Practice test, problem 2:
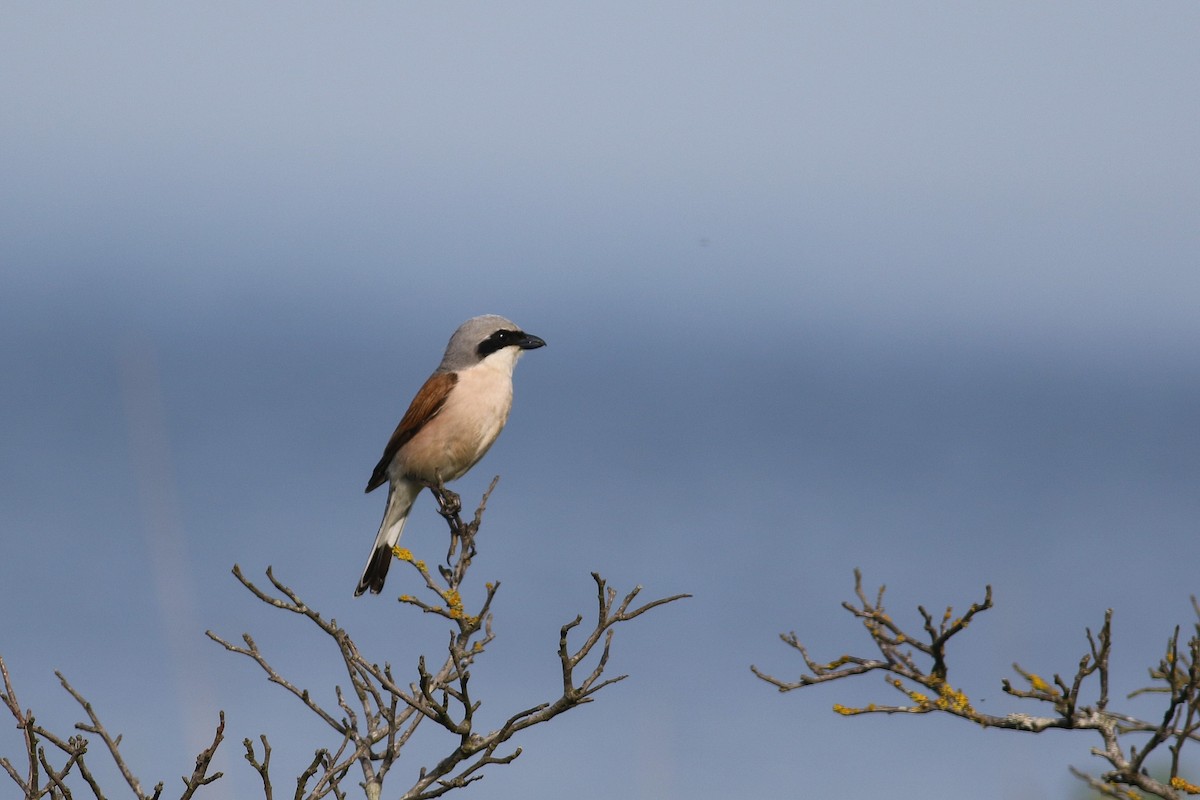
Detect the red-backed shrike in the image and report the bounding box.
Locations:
[356,315,545,595]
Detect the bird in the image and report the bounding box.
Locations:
[355,315,546,595]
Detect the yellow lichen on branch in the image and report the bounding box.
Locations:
[1171,776,1200,795]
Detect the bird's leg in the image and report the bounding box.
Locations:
[437,486,462,518]
[426,478,463,563]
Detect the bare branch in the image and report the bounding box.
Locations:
[5,481,684,800]
[243,735,274,800]
[213,481,688,800]
[0,654,37,796]
[754,571,1200,800]
[206,629,347,735]
[179,711,225,799]
[1,654,227,800]
[57,670,162,799]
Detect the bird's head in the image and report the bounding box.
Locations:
[439,315,546,372]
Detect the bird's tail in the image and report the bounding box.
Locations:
[355,481,419,596]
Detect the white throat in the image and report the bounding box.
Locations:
[479,345,523,378]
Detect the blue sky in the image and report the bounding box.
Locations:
[2,4,1199,799]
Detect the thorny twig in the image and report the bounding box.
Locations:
[752,570,1200,800]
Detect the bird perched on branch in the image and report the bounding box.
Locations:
[356,315,546,596]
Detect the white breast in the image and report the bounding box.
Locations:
[397,349,521,482]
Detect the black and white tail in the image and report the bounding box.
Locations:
[355,481,419,595]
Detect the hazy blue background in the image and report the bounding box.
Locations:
[2,4,1198,798]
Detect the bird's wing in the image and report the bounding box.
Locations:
[365,371,458,492]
